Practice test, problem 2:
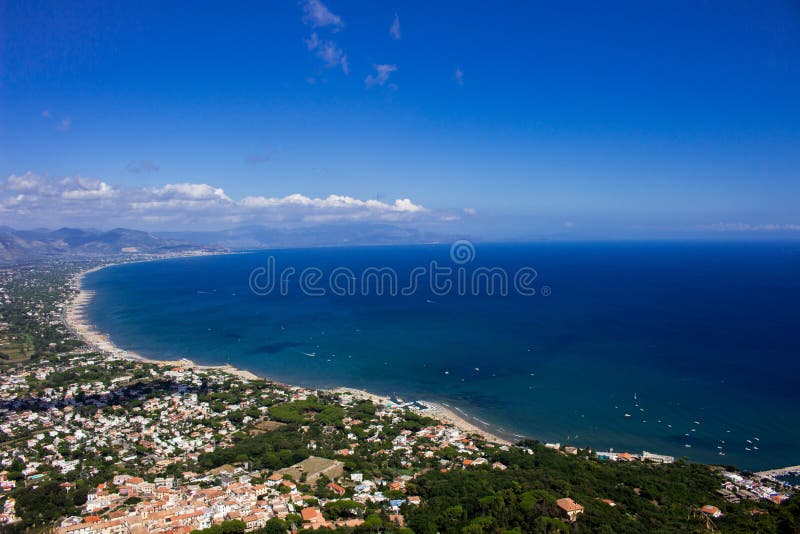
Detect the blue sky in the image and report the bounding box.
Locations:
[1,0,799,238]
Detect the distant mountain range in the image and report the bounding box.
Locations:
[0,224,452,263]
[0,226,204,263]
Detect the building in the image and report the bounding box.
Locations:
[556,498,584,523]
[700,505,723,518]
[327,483,346,496]
[300,507,326,527]
[642,450,675,464]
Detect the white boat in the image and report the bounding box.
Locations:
[624,413,632,417]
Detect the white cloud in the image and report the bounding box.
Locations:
[301,0,343,30]
[453,67,464,85]
[41,110,51,119]
[0,173,438,229]
[7,172,50,193]
[239,193,423,213]
[389,14,401,40]
[365,64,397,88]
[57,117,72,131]
[152,183,232,202]
[305,32,321,50]
[305,32,348,74]
[60,177,117,200]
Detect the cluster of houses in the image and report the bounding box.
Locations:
[593,449,676,464]
[57,460,417,533]
[0,344,517,530]
[717,471,792,505]
[0,353,286,484]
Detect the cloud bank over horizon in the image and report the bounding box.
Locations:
[0,172,454,230]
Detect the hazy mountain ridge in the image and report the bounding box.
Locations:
[0,224,454,263]
[0,227,204,263]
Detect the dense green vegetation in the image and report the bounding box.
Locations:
[404,441,800,533]
[0,263,85,370]
[269,398,345,425]
[8,480,88,530]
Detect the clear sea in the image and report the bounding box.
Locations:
[83,242,800,471]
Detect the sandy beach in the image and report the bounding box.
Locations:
[65,262,514,446]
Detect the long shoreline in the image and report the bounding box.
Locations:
[64,258,513,446]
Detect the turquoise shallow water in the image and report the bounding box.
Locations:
[83,242,800,471]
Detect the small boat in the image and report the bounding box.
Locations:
[745,447,751,451]
[685,444,692,448]
[624,413,632,417]
[719,452,726,456]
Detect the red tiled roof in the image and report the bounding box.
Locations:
[556,498,584,513]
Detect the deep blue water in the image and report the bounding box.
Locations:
[83,242,800,470]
